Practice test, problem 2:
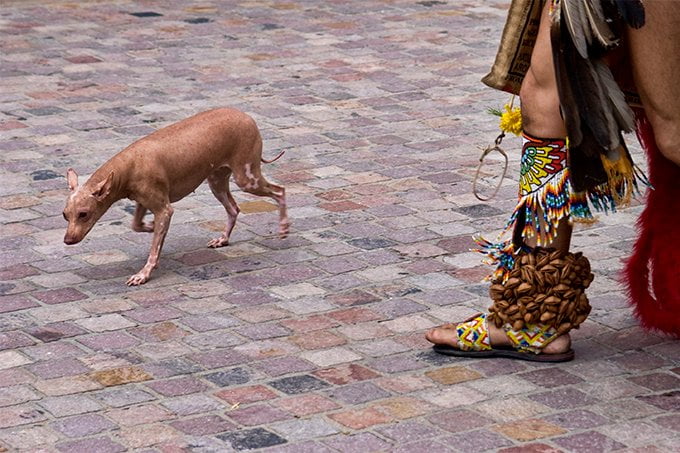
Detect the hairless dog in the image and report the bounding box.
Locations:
[63,108,289,285]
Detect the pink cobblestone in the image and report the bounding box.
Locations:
[0,0,674,450]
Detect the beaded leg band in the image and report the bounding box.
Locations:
[476,131,644,283]
[513,133,593,246]
[476,132,594,283]
[487,247,593,349]
[474,133,599,345]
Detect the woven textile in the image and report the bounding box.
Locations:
[481,0,545,95]
[504,323,558,353]
[456,314,492,351]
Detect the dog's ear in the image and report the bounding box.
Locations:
[66,168,79,192]
[92,171,114,201]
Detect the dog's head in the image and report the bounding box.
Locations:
[63,168,114,245]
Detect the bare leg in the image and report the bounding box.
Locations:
[206,168,240,248]
[270,184,289,238]
[132,203,154,232]
[232,164,289,238]
[127,202,173,286]
[627,0,680,165]
[518,2,567,139]
[519,2,572,254]
[426,1,572,353]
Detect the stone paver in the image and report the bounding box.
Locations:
[0,0,678,451]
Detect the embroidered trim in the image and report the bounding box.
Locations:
[476,134,587,281]
[456,314,492,352]
[504,322,558,354]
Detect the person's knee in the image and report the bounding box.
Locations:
[519,70,564,136]
[519,69,543,102]
[648,114,680,166]
[518,72,536,104]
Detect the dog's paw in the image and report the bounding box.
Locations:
[132,222,154,233]
[207,237,229,248]
[126,272,149,286]
[278,222,290,239]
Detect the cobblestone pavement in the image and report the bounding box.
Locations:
[1,0,678,451]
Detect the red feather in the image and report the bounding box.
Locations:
[623,110,680,337]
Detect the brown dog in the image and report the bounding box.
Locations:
[63,108,289,286]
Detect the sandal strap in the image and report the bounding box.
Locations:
[456,313,492,351]
[504,322,558,354]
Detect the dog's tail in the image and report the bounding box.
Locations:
[261,150,285,164]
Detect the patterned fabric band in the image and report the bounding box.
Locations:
[519,134,567,198]
[454,312,561,354]
[475,132,593,283]
[456,314,492,352]
[504,322,558,354]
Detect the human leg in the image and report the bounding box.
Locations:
[622,2,680,336]
[426,1,578,357]
[517,1,565,140]
[626,0,680,165]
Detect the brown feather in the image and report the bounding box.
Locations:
[594,61,635,133]
[584,1,617,49]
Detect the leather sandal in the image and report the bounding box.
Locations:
[431,313,575,363]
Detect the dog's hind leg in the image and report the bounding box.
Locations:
[207,167,240,248]
[132,203,154,232]
[232,163,289,238]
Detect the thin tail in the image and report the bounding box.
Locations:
[261,150,285,164]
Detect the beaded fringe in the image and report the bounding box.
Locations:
[476,144,643,283]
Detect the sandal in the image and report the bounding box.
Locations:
[431,313,575,363]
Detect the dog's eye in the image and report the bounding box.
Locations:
[78,211,88,219]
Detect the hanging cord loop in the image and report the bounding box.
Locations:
[473,131,509,201]
[473,95,518,201]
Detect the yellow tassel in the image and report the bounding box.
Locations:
[600,151,635,207]
[571,215,599,225]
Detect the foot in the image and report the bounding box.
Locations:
[132,221,154,233]
[126,271,150,286]
[425,319,571,355]
[207,236,229,248]
[279,221,290,239]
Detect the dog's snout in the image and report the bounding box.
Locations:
[64,235,79,245]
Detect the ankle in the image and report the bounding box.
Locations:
[488,321,571,353]
[542,333,571,354]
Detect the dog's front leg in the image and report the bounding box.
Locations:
[131,202,154,232]
[127,204,174,286]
